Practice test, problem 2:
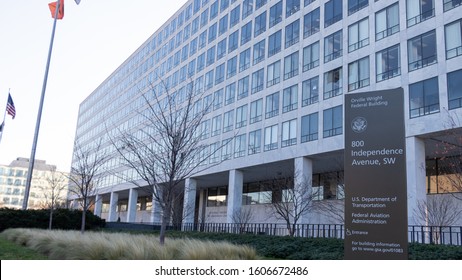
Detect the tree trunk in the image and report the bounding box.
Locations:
[81,203,87,234]
[48,208,53,230]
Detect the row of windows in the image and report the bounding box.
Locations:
[198,104,342,165]
[196,68,461,151]
[152,12,462,108]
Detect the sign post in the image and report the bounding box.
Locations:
[344,88,408,259]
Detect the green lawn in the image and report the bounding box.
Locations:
[0,236,47,260]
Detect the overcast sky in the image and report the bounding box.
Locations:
[0,0,187,171]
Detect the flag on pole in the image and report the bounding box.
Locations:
[48,0,64,20]
[6,94,16,119]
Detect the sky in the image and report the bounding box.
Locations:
[0,0,187,172]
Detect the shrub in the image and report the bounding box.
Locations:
[0,208,105,232]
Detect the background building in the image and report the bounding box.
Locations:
[0,158,68,209]
[72,0,462,226]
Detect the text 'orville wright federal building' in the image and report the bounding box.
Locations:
[70,0,462,228]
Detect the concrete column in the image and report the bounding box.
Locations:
[198,189,206,224]
[183,178,197,224]
[127,188,138,223]
[406,136,427,225]
[150,193,162,224]
[226,169,244,223]
[108,192,119,222]
[93,194,103,217]
[294,157,313,224]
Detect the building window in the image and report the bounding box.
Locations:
[448,69,462,110]
[222,138,233,161]
[406,0,435,27]
[268,30,282,57]
[234,134,247,158]
[252,68,265,94]
[302,76,319,106]
[210,0,219,19]
[348,18,369,53]
[301,113,318,142]
[348,0,368,15]
[444,0,462,11]
[213,89,223,111]
[200,119,210,140]
[237,76,250,100]
[199,30,207,49]
[303,41,319,72]
[239,48,251,72]
[248,129,262,155]
[223,110,234,132]
[325,0,343,28]
[228,30,239,53]
[241,22,252,45]
[376,44,400,82]
[225,83,236,105]
[324,30,343,63]
[283,51,299,80]
[256,0,268,10]
[409,77,440,118]
[270,1,283,27]
[217,38,227,60]
[206,46,216,66]
[282,84,298,113]
[303,7,320,38]
[375,2,399,41]
[445,20,462,60]
[267,60,281,87]
[250,98,263,123]
[242,183,272,205]
[205,70,214,90]
[227,55,237,78]
[255,11,267,37]
[408,30,437,71]
[220,0,230,12]
[323,105,343,138]
[219,14,229,35]
[265,92,279,119]
[215,63,225,85]
[285,19,300,48]
[253,39,266,65]
[282,119,297,147]
[286,0,301,17]
[230,5,241,28]
[264,124,278,151]
[236,105,248,129]
[208,23,217,43]
[243,0,254,19]
[211,115,222,136]
[348,56,370,92]
[204,94,213,113]
[197,53,205,72]
[324,67,342,99]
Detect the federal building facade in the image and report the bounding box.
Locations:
[72,0,462,226]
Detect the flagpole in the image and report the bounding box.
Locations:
[22,1,60,210]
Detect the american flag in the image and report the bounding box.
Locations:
[6,94,16,119]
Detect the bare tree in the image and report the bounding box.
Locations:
[231,207,254,234]
[263,174,318,236]
[39,167,68,230]
[414,195,462,243]
[112,80,219,245]
[68,139,108,233]
[428,112,462,197]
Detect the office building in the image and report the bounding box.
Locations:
[72,0,462,226]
